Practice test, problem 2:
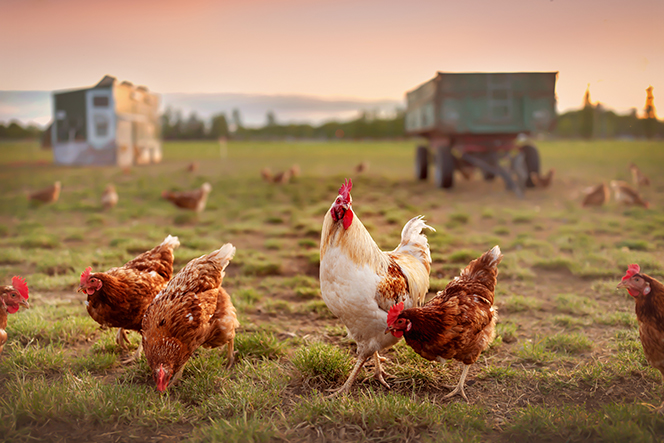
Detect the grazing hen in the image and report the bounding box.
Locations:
[142,244,239,392]
[610,180,650,208]
[617,264,664,412]
[320,179,434,396]
[530,168,555,188]
[386,246,502,401]
[101,184,118,210]
[0,276,30,354]
[162,183,212,212]
[78,235,179,358]
[630,163,650,188]
[29,181,61,204]
[582,183,610,207]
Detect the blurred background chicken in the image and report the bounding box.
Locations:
[354,161,369,174]
[386,246,502,401]
[1,276,30,354]
[530,168,555,188]
[101,184,118,210]
[142,243,239,392]
[162,182,212,212]
[187,161,199,173]
[289,164,300,179]
[630,163,650,188]
[78,235,179,360]
[320,179,434,396]
[581,183,610,207]
[260,167,273,182]
[617,264,664,411]
[28,181,61,204]
[610,180,650,208]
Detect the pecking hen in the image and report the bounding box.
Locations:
[320,178,434,396]
[162,182,212,212]
[617,264,664,412]
[385,245,502,402]
[142,243,239,392]
[610,180,650,208]
[78,235,179,359]
[0,276,30,354]
[29,181,61,204]
[101,184,118,210]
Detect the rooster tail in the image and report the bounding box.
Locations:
[161,235,180,251]
[393,216,435,264]
[207,243,236,275]
[459,245,503,285]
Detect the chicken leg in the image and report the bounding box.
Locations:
[372,352,391,389]
[442,363,471,402]
[225,339,235,369]
[116,328,130,350]
[326,354,371,398]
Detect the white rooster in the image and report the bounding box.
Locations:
[320,178,434,396]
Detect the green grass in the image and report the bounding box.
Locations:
[2,139,664,442]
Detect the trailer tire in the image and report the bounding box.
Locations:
[415,146,429,180]
[434,146,455,189]
[523,144,540,188]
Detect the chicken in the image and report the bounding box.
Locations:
[617,264,664,411]
[385,246,502,402]
[260,167,273,182]
[354,161,369,174]
[320,178,434,396]
[610,180,650,208]
[1,276,30,354]
[289,164,301,178]
[162,182,212,212]
[187,162,199,173]
[582,183,610,207]
[29,181,61,204]
[260,167,293,184]
[78,235,180,358]
[272,169,292,184]
[630,163,650,188]
[142,243,239,392]
[101,184,118,210]
[530,168,555,188]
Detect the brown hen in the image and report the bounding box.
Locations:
[162,183,212,212]
[29,181,61,204]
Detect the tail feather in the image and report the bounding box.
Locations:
[459,245,503,282]
[393,216,435,263]
[207,243,236,274]
[161,234,180,250]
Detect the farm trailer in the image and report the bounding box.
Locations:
[405,72,557,197]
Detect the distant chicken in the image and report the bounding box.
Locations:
[530,168,555,188]
[142,244,239,392]
[617,264,664,411]
[162,183,212,212]
[187,162,199,173]
[29,181,61,204]
[386,246,502,401]
[0,276,30,354]
[582,183,610,207]
[261,167,294,184]
[78,235,179,358]
[610,180,650,208]
[630,163,650,188]
[101,184,118,210]
[354,161,369,174]
[289,164,301,178]
[320,179,434,396]
[260,167,273,182]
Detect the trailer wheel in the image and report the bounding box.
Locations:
[523,145,540,188]
[434,146,455,189]
[415,146,429,180]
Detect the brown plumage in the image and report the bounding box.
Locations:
[187,162,199,173]
[289,164,301,178]
[142,243,239,392]
[386,246,502,402]
[354,161,369,174]
[630,163,650,188]
[611,180,650,208]
[530,168,555,188]
[29,181,61,204]
[260,167,273,182]
[0,276,30,354]
[272,169,292,184]
[78,235,179,356]
[261,167,293,184]
[582,183,610,207]
[617,264,664,411]
[162,183,212,212]
[101,184,118,210]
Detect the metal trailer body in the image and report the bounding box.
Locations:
[406,72,557,196]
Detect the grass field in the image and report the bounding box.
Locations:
[1,139,664,442]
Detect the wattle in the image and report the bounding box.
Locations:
[391,330,403,338]
[86,288,96,295]
[342,210,353,230]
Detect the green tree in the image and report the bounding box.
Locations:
[209,113,229,139]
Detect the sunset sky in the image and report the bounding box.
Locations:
[1,0,662,118]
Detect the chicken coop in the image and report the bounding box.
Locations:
[406,72,557,196]
[50,75,162,167]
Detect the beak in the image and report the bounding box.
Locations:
[20,299,30,309]
[384,326,392,335]
[616,281,627,290]
[77,286,84,294]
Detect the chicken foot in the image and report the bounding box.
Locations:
[326,355,371,398]
[442,363,471,402]
[225,339,235,369]
[121,341,143,364]
[116,328,130,350]
[371,352,392,389]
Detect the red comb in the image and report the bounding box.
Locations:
[339,178,352,201]
[12,276,28,300]
[80,267,92,285]
[622,264,640,281]
[387,302,404,326]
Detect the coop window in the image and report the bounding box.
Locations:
[93,96,109,107]
[95,116,109,137]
